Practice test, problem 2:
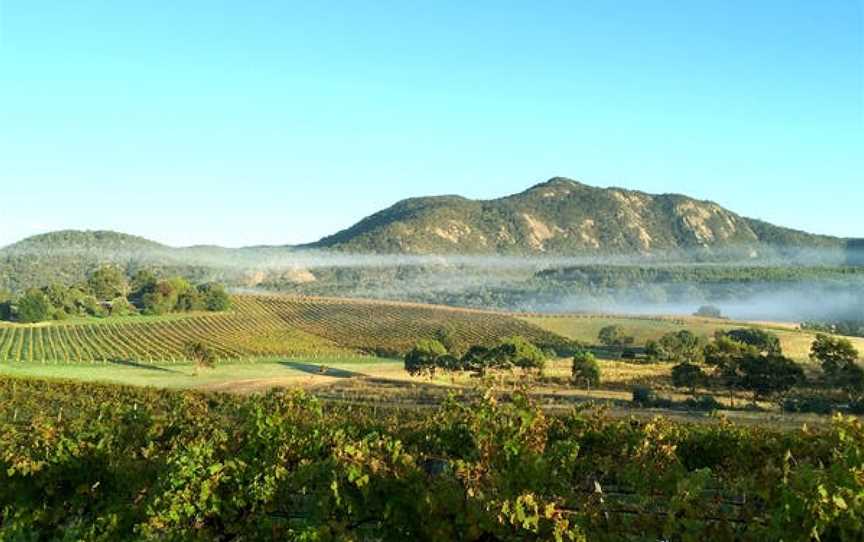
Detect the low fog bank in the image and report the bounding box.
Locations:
[3,243,862,323]
[527,285,863,323]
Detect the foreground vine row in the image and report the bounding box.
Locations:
[1,377,861,540]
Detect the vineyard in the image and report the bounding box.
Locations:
[1,377,861,540]
[0,294,569,363]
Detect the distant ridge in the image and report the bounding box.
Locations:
[311,177,845,255]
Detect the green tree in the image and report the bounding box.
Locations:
[184,340,216,370]
[87,265,129,302]
[724,328,782,355]
[810,334,859,381]
[571,350,600,390]
[109,297,136,317]
[671,362,705,395]
[460,345,491,375]
[658,330,704,363]
[738,354,805,402]
[15,289,51,323]
[198,283,231,312]
[0,290,13,321]
[597,325,634,351]
[404,339,448,377]
[487,336,546,373]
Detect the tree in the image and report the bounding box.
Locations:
[810,334,859,380]
[724,329,782,355]
[185,340,216,369]
[810,334,864,400]
[0,290,13,321]
[109,297,136,317]
[658,330,704,363]
[597,325,634,350]
[694,305,723,318]
[487,336,546,373]
[404,339,448,377]
[461,345,491,375]
[198,283,231,312]
[15,289,51,323]
[738,354,804,402]
[671,363,705,395]
[87,265,129,302]
[571,351,600,391]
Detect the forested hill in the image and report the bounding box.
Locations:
[312,177,846,256]
[0,231,171,293]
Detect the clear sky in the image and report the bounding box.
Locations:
[1,1,862,247]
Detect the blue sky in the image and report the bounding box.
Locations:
[1,0,862,247]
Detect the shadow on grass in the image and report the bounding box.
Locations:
[108,358,178,373]
[278,361,360,378]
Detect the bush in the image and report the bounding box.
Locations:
[782,395,836,415]
[683,395,722,411]
[632,386,657,406]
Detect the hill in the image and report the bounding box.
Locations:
[312,177,846,256]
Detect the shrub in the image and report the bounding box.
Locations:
[782,394,835,415]
[683,395,722,411]
[632,386,657,406]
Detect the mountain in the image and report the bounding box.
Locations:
[1,179,859,294]
[312,178,845,256]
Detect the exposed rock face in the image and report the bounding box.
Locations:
[312,177,843,255]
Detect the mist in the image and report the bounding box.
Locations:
[2,242,862,323]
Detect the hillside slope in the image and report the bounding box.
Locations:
[313,178,845,255]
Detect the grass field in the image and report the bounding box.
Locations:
[523,313,864,362]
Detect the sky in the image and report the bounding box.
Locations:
[1,1,862,248]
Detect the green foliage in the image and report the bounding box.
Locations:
[184,340,216,369]
[671,362,705,393]
[2,378,863,540]
[597,325,634,348]
[0,290,12,320]
[87,265,129,301]
[198,282,231,311]
[811,334,860,382]
[724,328,782,355]
[571,350,600,388]
[404,339,448,377]
[656,330,705,363]
[487,336,547,372]
[631,385,659,406]
[15,289,51,323]
[738,354,805,401]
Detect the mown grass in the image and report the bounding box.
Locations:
[0,356,401,390]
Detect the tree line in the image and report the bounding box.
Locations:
[0,265,230,324]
